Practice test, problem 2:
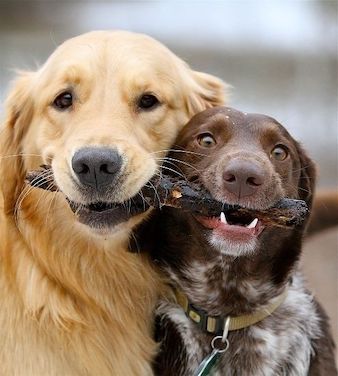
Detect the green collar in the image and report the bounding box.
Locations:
[175,288,288,335]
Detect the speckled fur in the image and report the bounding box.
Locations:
[133,107,337,376]
[158,272,323,376]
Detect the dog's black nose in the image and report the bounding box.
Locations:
[223,160,265,198]
[72,147,122,189]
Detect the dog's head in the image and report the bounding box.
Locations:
[0,31,226,236]
[169,106,316,257]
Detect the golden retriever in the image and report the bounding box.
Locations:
[0,30,226,375]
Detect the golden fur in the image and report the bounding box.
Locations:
[0,31,226,375]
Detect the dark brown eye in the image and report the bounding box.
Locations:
[138,94,159,110]
[271,145,288,161]
[197,133,216,148]
[53,92,73,110]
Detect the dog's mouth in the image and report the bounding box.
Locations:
[196,210,265,241]
[67,195,150,229]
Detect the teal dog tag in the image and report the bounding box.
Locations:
[194,349,221,376]
[194,333,230,376]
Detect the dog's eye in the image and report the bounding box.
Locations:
[271,145,288,161]
[53,92,73,110]
[197,133,216,148]
[138,94,159,110]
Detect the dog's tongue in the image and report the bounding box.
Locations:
[196,212,264,240]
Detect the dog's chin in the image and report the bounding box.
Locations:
[209,234,258,257]
[195,212,265,257]
[66,194,150,233]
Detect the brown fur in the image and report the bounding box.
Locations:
[0,31,227,375]
[133,107,337,375]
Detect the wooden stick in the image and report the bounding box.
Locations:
[25,166,309,227]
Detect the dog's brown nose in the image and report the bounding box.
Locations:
[223,160,265,198]
[72,147,122,189]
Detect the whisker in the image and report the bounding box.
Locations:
[127,198,132,213]
[121,200,127,213]
[151,149,207,157]
[291,165,313,173]
[0,153,44,161]
[145,181,161,208]
[137,190,148,212]
[45,191,58,226]
[14,183,42,229]
[74,203,84,216]
[297,186,311,194]
[282,181,311,195]
[155,160,186,178]
[160,165,187,180]
[155,157,201,173]
[28,170,54,184]
[27,172,55,191]
[32,190,51,219]
[129,230,141,254]
[155,166,163,182]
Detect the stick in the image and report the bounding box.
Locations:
[25,166,308,227]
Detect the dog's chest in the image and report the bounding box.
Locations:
[157,279,320,376]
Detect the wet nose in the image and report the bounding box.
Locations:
[72,147,122,189]
[223,159,265,198]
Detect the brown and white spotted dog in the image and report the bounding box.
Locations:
[133,107,337,376]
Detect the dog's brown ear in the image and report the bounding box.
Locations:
[0,71,35,213]
[184,68,230,117]
[295,142,317,207]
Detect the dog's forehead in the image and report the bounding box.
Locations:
[42,30,178,77]
[211,109,282,133]
[244,114,294,144]
[182,107,285,139]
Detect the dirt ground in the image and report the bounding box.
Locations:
[301,227,338,360]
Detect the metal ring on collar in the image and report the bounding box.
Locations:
[211,337,229,353]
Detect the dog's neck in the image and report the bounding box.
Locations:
[166,254,291,317]
[3,189,159,327]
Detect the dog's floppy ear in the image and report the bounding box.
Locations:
[0,71,35,213]
[185,70,229,116]
[295,142,317,208]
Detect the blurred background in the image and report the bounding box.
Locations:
[0,0,337,352]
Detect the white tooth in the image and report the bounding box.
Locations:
[220,212,227,224]
[247,218,258,229]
